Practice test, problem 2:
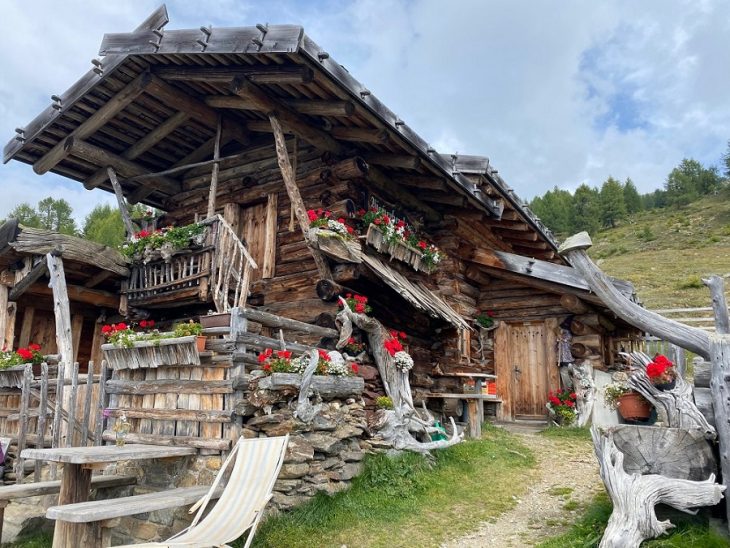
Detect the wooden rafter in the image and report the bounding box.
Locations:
[33,72,155,175]
[205,96,355,117]
[107,168,135,237]
[9,261,48,301]
[155,65,314,85]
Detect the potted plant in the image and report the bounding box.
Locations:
[0,343,45,376]
[604,373,652,421]
[547,389,578,426]
[646,354,677,391]
[174,321,205,352]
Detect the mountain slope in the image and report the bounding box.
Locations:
[582,188,730,309]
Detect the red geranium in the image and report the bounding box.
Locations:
[17,348,33,361]
[339,293,373,315]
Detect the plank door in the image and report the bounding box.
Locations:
[494,320,559,420]
[238,194,278,282]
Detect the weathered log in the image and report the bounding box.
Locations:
[592,427,724,548]
[572,362,595,427]
[107,168,135,238]
[703,275,730,335]
[330,157,369,179]
[608,425,716,480]
[570,319,598,336]
[205,115,223,219]
[233,307,338,338]
[558,233,710,358]
[570,343,590,359]
[258,370,364,399]
[560,293,591,314]
[47,253,74,371]
[316,279,345,302]
[332,264,363,283]
[314,313,337,330]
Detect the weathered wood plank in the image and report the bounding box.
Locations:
[107,168,135,237]
[21,443,196,464]
[256,373,364,399]
[104,407,231,423]
[0,475,136,501]
[104,379,232,395]
[100,431,230,451]
[8,261,48,301]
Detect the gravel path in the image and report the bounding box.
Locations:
[444,429,604,547]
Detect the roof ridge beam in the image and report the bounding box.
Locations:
[155,65,313,85]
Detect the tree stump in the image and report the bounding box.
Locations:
[592,426,725,548]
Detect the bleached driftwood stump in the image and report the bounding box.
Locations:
[592,426,725,548]
[336,298,463,454]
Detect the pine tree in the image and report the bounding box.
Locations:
[623,178,642,214]
[572,184,600,234]
[529,186,574,235]
[83,204,125,247]
[722,140,730,180]
[599,177,626,228]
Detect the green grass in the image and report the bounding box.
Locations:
[538,493,730,548]
[246,425,536,548]
[540,426,592,441]
[4,532,53,548]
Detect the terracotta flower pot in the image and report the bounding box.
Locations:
[617,391,652,421]
[196,335,207,352]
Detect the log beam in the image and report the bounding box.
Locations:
[559,232,710,358]
[33,72,154,175]
[205,95,355,117]
[233,78,343,154]
[26,282,119,309]
[367,167,441,223]
[84,111,189,189]
[46,253,74,369]
[63,139,180,194]
[107,168,135,238]
[9,261,48,301]
[155,65,314,85]
[364,153,421,170]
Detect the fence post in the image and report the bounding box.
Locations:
[15,365,32,483]
[34,362,49,481]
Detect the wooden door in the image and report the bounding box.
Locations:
[494,319,559,420]
[238,194,278,282]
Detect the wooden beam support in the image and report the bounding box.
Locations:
[330,127,389,144]
[107,168,135,237]
[492,228,539,242]
[155,65,314,85]
[396,175,448,191]
[418,191,468,208]
[33,72,154,175]
[27,282,119,309]
[64,139,180,194]
[84,270,113,289]
[9,261,48,301]
[84,111,189,189]
[363,153,421,170]
[232,77,343,154]
[46,253,74,369]
[205,95,355,117]
[206,115,223,219]
[269,114,332,280]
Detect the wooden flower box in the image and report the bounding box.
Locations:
[365,224,435,273]
[257,372,365,399]
[199,313,231,329]
[101,335,201,370]
[312,228,362,263]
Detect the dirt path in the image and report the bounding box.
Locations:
[444,429,603,547]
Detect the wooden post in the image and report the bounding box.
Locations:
[15,365,32,483]
[107,168,135,238]
[35,362,49,481]
[704,275,730,335]
[206,114,223,219]
[269,114,332,280]
[47,253,74,370]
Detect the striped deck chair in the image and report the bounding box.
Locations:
[124,435,289,548]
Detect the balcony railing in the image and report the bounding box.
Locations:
[124,216,257,311]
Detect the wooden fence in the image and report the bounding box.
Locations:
[0,361,106,484]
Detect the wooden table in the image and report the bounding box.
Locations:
[425,393,502,438]
[21,444,196,548]
[437,372,498,424]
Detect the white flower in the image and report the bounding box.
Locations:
[394,351,414,371]
[325,351,349,376]
[289,356,306,374]
[326,219,349,236]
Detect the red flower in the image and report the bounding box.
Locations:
[139,320,148,328]
[307,209,318,221]
[257,353,268,364]
[351,363,360,375]
[653,355,673,367]
[101,325,112,334]
[646,362,667,379]
[382,215,390,224]
[396,220,406,228]
[418,241,427,249]
[487,310,495,317]
[346,293,353,298]
[569,392,577,400]
[136,230,151,239]
[338,218,346,224]
[263,364,271,372]
[399,332,407,339]
[115,323,127,331]
[147,320,155,328]
[549,396,561,406]
[317,208,323,215]
[374,218,382,225]
[355,303,365,313]
[318,349,330,361]
[277,350,292,359]
[357,209,366,216]
[17,348,33,360]
[347,226,354,234]
[324,210,332,218]
[348,337,356,344]
[29,343,41,352]
[565,400,575,408]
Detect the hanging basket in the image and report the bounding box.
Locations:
[617,391,653,421]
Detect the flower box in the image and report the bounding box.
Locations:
[313,228,362,263]
[199,313,231,329]
[101,335,201,370]
[257,372,365,399]
[365,224,435,273]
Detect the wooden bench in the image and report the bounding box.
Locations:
[0,474,136,541]
[46,485,223,547]
[425,393,502,438]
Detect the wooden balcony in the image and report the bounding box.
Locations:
[123,216,257,311]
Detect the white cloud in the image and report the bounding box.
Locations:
[1,0,729,223]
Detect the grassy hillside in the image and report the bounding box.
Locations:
[581,188,730,309]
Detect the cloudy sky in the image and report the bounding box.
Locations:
[1,0,728,225]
